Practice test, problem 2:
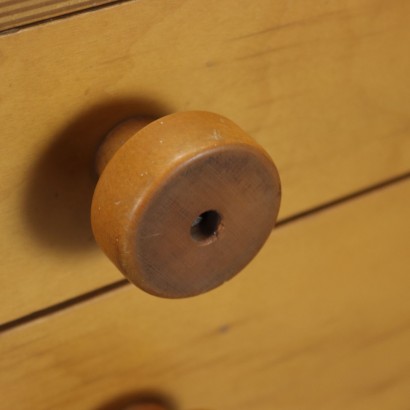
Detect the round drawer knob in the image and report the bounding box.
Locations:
[91,111,281,298]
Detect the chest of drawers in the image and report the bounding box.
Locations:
[0,1,409,409]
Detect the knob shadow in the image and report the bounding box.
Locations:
[22,97,170,254]
[93,390,177,410]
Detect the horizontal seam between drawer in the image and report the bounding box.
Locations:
[0,280,128,333]
[0,170,409,334]
[277,171,410,227]
[0,0,133,35]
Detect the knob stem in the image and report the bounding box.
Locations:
[95,118,152,175]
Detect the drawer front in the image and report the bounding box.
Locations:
[1,0,410,323]
[1,180,409,410]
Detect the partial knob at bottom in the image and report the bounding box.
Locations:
[91,111,281,298]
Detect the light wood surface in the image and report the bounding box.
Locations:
[0,0,118,32]
[1,180,409,410]
[1,0,410,323]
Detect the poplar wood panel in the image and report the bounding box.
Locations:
[1,0,410,324]
[0,0,119,32]
[1,180,409,410]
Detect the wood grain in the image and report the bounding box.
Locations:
[0,0,119,32]
[1,0,410,323]
[1,179,409,410]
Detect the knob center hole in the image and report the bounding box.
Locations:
[190,210,221,244]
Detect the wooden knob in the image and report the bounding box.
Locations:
[91,111,281,298]
[122,405,168,410]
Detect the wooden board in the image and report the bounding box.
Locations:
[1,179,409,410]
[1,0,410,324]
[0,0,119,32]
